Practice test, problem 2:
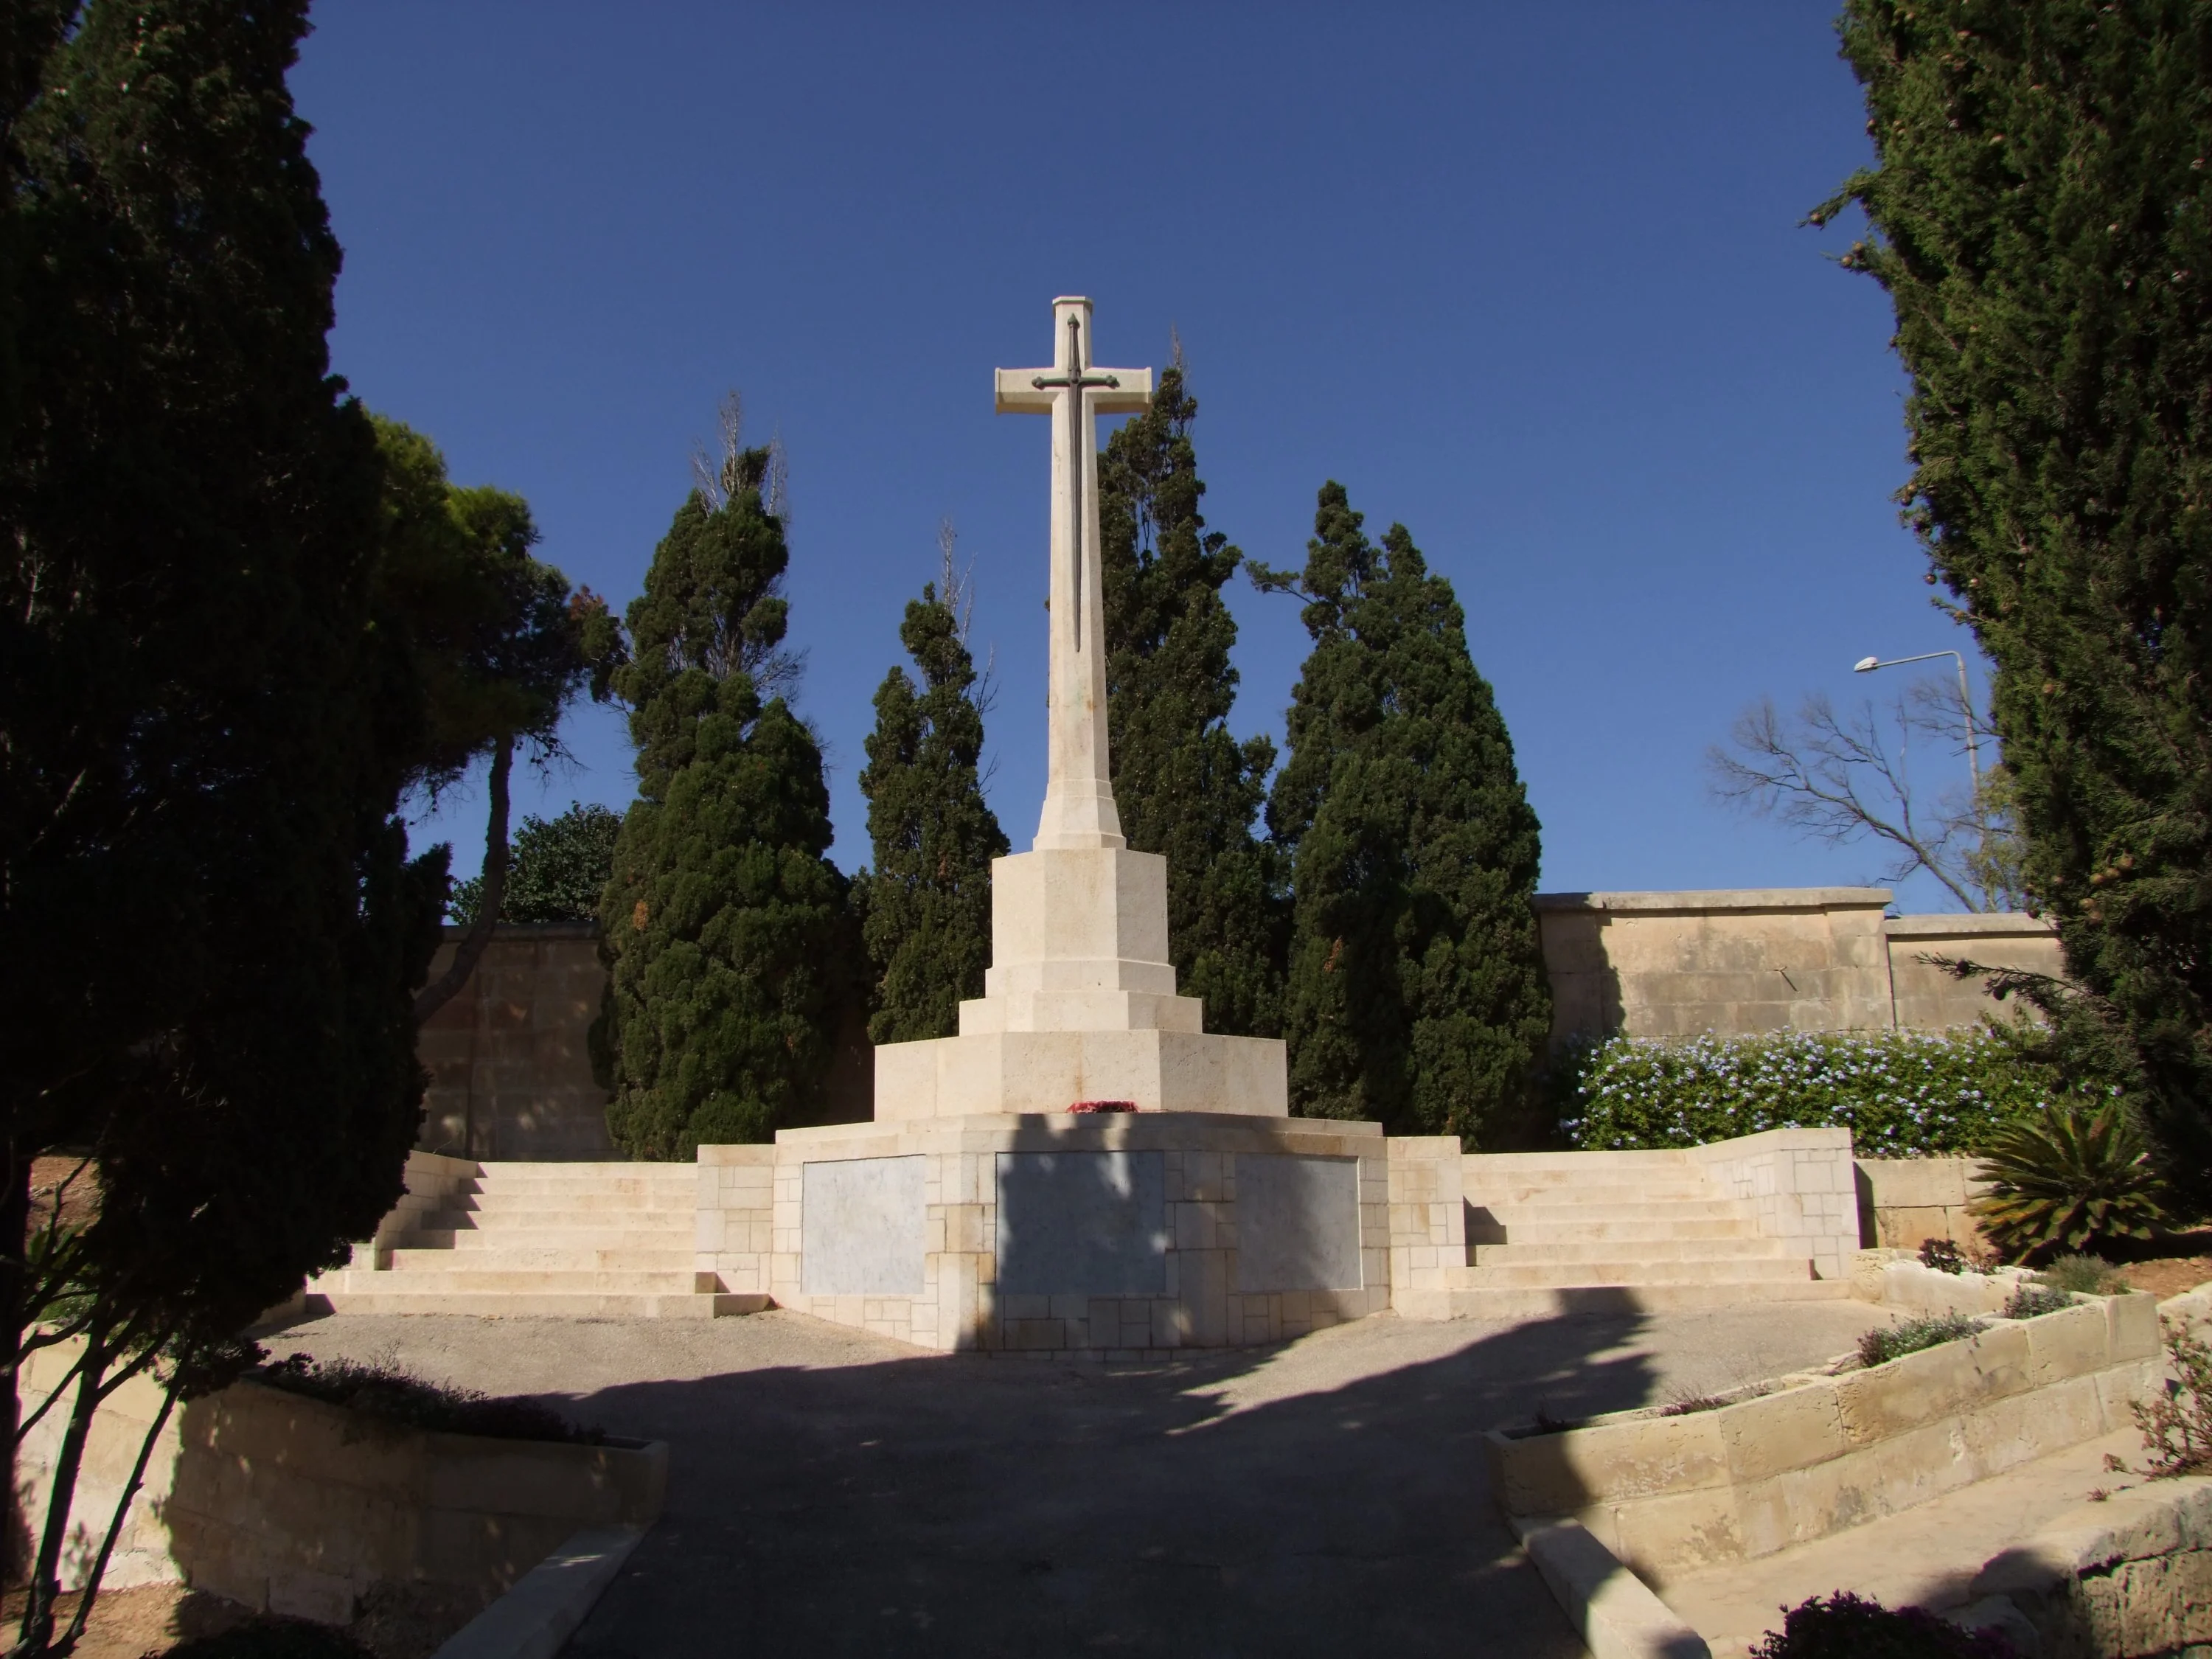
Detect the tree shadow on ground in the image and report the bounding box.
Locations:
[557,1310,1664,1659]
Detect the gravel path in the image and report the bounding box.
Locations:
[276,1298,1897,1658]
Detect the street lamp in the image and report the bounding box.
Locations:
[1852,650,1980,790]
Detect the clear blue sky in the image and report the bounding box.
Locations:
[292,1,1985,914]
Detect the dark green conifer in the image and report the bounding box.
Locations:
[1262,483,1550,1144]
[1099,361,1285,1036]
[0,5,444,1641]
[858,569,1007,1042]
[595,444,855,1156]
[1825,0,2212,1201]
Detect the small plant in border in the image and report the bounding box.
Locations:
[2125,1316,2212,1478]
[2036,1252,2128,1297]
[1748,1590,2017,1657]
[254,1354,603,1445]
[2000,1282,2073,1320]
[1859,1313,1984,1369]
[1969,1099,2167,1263]
[1919,1237,1969,1276]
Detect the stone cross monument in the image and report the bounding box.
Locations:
[991,296,1150,850]
[871,297,1288,1119]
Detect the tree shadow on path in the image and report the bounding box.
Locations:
[561,1310,1663,1659]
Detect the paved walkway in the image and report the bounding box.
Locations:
[279,1300,1896,1658]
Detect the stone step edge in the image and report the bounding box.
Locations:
[307,1289,768,1319]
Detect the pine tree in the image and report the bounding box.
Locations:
[857,565,1007,1042]
[1825,0,2212,1202]
[1099,361,1285,1036]
[451,802,622,925]
[596,443,856,1157]
[1263,483,1551,1144]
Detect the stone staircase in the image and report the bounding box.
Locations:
[310,1159,750,1318]
[1443,1149,1849,1318]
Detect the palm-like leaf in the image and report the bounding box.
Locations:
[1970,1099,2167,1262]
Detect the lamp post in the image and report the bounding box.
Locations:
[1852,650,1980,790]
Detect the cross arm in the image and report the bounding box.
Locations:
[992,365,1155,415]
[1089,368,1152,414]
[995,368,1056,414]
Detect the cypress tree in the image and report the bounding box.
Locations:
[1099,361,1286,1036]
[596,445,856,1156]
[1825,0,2212,1200]
[858,576,1007,1043]
[1263,484,1551,1144]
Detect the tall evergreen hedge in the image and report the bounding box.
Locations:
[1265,484,1551,1143]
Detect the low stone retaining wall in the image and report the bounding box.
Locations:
[1850,1251,2034,1314]
[1968,1475,2212,1658]
[1484,1292,2163,1587]
[16,1342,665,1623]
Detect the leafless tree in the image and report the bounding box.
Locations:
[1708,678,2023,912]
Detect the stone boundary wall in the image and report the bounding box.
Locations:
[411,896,2060,1159]
[417,923,613,1163]
[15,1340,667,1621]
[1536,888,2060,1046]
[1484,1290,2162,1588]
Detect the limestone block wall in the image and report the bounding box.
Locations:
[14,1340,666,1619]
[417,923,613,1161]
[1535,888,2059,1046]
[1885,911,2065,1031]
[1855,1155,1992,1251]
[1385,1136,1467,1297]
[1686,1127,1860,1281]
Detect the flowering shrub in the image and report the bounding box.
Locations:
[1555,1027,2048,1157]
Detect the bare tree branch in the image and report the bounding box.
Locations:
[1707,686,1997,910]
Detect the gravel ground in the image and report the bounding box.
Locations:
[274,1298,1899,1659]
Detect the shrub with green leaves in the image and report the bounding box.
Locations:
[1971,1100,2168,1263]
[2037,1253,2128,1298]
[1749,1590,2016,1658]
[2001,1283,2074,1320]
[253,1354,601,1445]
[1557,1028,2047,1156]
[1859,1312,1985,1368]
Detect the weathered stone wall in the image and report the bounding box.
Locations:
[1535,888,2060,1046]
[417,922,613,1161]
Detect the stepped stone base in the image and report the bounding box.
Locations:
[872,1029,1288,1121]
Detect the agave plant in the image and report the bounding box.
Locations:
[1969,1098,2168,1263]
